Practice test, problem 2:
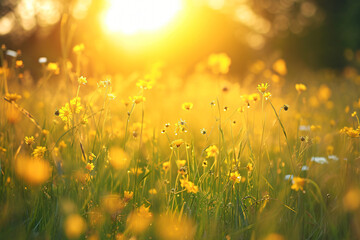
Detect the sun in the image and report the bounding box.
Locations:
[102,0,183,35]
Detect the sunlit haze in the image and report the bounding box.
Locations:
[103,0,183,35]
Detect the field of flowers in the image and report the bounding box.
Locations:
[1,35,360,239]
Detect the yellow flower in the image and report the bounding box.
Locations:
[340,127,360,138]
[171,139,185,148]
[124,191,134,201]
[64,214,87,239]
[32,146,47,158]
[246,162,253,172]
[264,92,272,100]
[16,60,23,68]
[180,177,199,193]
[24,136,35,145]
[343,188,360,211]
[182,102,193,111]
[4,93,22,102]
[206,145,219,158]
[129,95,146,104]
[351,111,357,117]
[59,140,67,149]
[136,75,155,90]
[70,97,83,114]
[149,188,157,195]
[162,161,170,171]
[295,83,307,94]
[176,160,186,168]
[291,177,306,191]
[47,62,59,74]
[229,171,241,183]
[59,103,72,122]
[89,152,96,161]
[207,53,231,74]
[202,160,208,168]
[257,83,269,93]
[86,163,94,171]
[130,167,143,175]
[78,76,87,85]
[42,129,49,136]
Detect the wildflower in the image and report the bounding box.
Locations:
[136,75,155,90]
[70,97,83,113]
[291,177,306,191]
[124,191,134,201]
[171,139,185,148]
[59,140,67,149]
[249,93,260,102]
[127,205,153,233]
[200,128,207,135]
[351,111,357,117]
[174,122,187,135]
[89,152,96,161]
[64,214,87,239]
[295,83,307,94]
[97,78,111,88]
[59,103,72,122]
[107,93,116,100]
[5,93,22,103]
[32,146,46,158]
[130,167,143,175]
[129,95,146,104]
[176,160,186,168]
[163,162,170,171]
[257,83,269,93]
[149,189,157,195]
[86,163,94,171]
[47,62,59,74]
[246,162,253,171]
[78,76,87,85]
[311,156,328,164]
[229,171,241,183]
[182,102,193,111]
[42,129,49,136]
[205,145,219,158]
[207,53,231,74]
[178,166,187,175]
[180,177,198,193]
[202,160,208,168]
[73,43,85,53]
[340,127,360,138]
[264,92,272,100]
[24,136,35,145]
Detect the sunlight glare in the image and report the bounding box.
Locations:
[103,0,183,35]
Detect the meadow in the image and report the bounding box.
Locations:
[1,36,360,240]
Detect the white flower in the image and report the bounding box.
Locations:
[311,157,328,164]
